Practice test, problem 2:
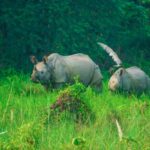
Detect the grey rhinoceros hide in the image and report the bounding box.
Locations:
[31,53,103,90]
[108,66,150,94]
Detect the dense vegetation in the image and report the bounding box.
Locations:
[0,73,150,149]
[0,0,150,72]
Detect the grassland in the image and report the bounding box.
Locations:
[0,71,150,150]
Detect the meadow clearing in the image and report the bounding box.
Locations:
[0,71,150,150]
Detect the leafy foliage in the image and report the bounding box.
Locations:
[50,82,95,123]
[0,0,149,73]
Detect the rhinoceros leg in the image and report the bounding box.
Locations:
[89,68,103,90]
[53,82,65,89]
[92,81,103,92]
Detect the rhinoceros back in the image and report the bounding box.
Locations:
[64,53,102,86]
[126,66,149,92]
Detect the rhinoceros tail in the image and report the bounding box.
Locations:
[97,42,122,67]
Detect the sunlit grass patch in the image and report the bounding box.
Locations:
[0,72,150,149]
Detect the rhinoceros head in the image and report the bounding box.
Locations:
[108,68,127,91]
[30,56,52,85]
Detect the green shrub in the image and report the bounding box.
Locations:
[49,82,95,123]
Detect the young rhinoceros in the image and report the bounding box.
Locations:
[108,66,150,93]
[30,53,103,90]
[98,42,150,94]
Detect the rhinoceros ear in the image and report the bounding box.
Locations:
[119,68,125,76]
[30,56,38,64]
[43,56,48,64]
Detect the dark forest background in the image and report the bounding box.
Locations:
[0,0,150,73]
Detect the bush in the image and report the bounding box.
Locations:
[49,82,95,123]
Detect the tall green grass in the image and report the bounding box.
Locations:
[0,72,150,150]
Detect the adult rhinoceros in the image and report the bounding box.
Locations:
[30,53,103,90]
[98,42,150,94]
